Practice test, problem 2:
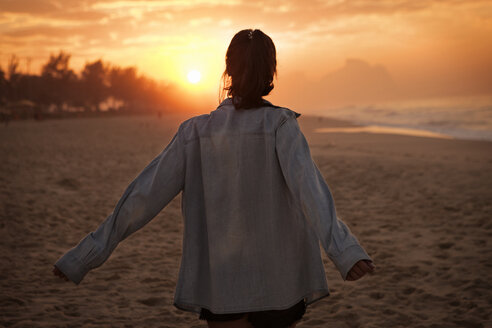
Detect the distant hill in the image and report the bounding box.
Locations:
[272,58,399,110]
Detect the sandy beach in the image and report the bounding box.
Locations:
[0,113,491,328]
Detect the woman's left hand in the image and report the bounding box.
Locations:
[53,265,70,282]
[346,260,375,281]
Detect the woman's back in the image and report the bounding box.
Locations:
[176,97,330,314]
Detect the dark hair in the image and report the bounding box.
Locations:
[220,29,277,109]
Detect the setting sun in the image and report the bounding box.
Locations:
[187,70,201,84]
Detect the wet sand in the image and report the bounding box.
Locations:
[1,114,491,327]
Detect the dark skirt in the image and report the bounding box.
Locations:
[199,299,306,328]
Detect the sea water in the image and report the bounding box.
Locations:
[318,95,492,141]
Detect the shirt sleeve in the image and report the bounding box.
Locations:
[54,126,186,285]
[275,114,372,280]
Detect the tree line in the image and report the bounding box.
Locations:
[0,51,178,120]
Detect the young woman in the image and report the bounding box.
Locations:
[53,29,375,328]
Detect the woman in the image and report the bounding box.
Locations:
[53,29,375,328]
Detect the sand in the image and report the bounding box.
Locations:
[0,114,491,328]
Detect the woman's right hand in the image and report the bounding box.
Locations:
[53,265,70,282]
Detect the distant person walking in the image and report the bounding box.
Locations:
[54,29,375,328]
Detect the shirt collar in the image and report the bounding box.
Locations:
[218,97,274,109]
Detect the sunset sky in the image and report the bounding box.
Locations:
[1,0,491,112]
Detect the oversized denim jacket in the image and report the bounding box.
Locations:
[55,98,372,314]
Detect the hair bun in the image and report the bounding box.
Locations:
[221,29,277,109]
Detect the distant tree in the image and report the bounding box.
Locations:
[7,54,20,80]
[0,67,7,106]
[41,51,75,80]
[109,66,139,109]
[81,59,108,111]
[17,74,44,105]
[2,52,176,118]
[6,55,21,103]
[109,65,174,113]
[138,76,162,110]
[41,51,77,111]
[138,75,174,112]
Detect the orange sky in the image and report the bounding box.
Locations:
[1,0,491,112]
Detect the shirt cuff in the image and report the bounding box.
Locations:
[330,244,373,281]
[54,251,90,285]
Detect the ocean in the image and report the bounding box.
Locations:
[317,95,492,141]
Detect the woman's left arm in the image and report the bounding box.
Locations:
[54,127,185,285]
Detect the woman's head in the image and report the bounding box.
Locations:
[221,29,277,109]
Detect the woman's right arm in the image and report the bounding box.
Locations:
[54,127,186,285]
[275,114,374,281]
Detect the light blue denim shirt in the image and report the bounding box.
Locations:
[55,98,372,314]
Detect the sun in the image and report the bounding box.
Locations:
[187,70,201,84]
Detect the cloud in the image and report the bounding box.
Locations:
[0,0,490,102]
[0,0,59,14]
[90,0,241,10]
[189,17,213,27]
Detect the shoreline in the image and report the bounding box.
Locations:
[299,114,492,144]
[314,125,453,140]
[3,111,491,144]
[309,114,492,143]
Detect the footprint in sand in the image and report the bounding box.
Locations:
[138,297,166,306]
[376,251,394,260]
[433,252,449,259]
[369,292,385,300]
[402,287,416,295]
[56,178,81,190]
[473,239,486,246]
[438,242,454,249]
[104,273,121,281]
[141,277,161,284]
[61,303,81,317]
[304,319,327,326]
[443,206,460,212]
[453,320,484,328]
[0,296,26,306]
[449,300,460,307]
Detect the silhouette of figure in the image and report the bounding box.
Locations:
[54,29,375,328]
